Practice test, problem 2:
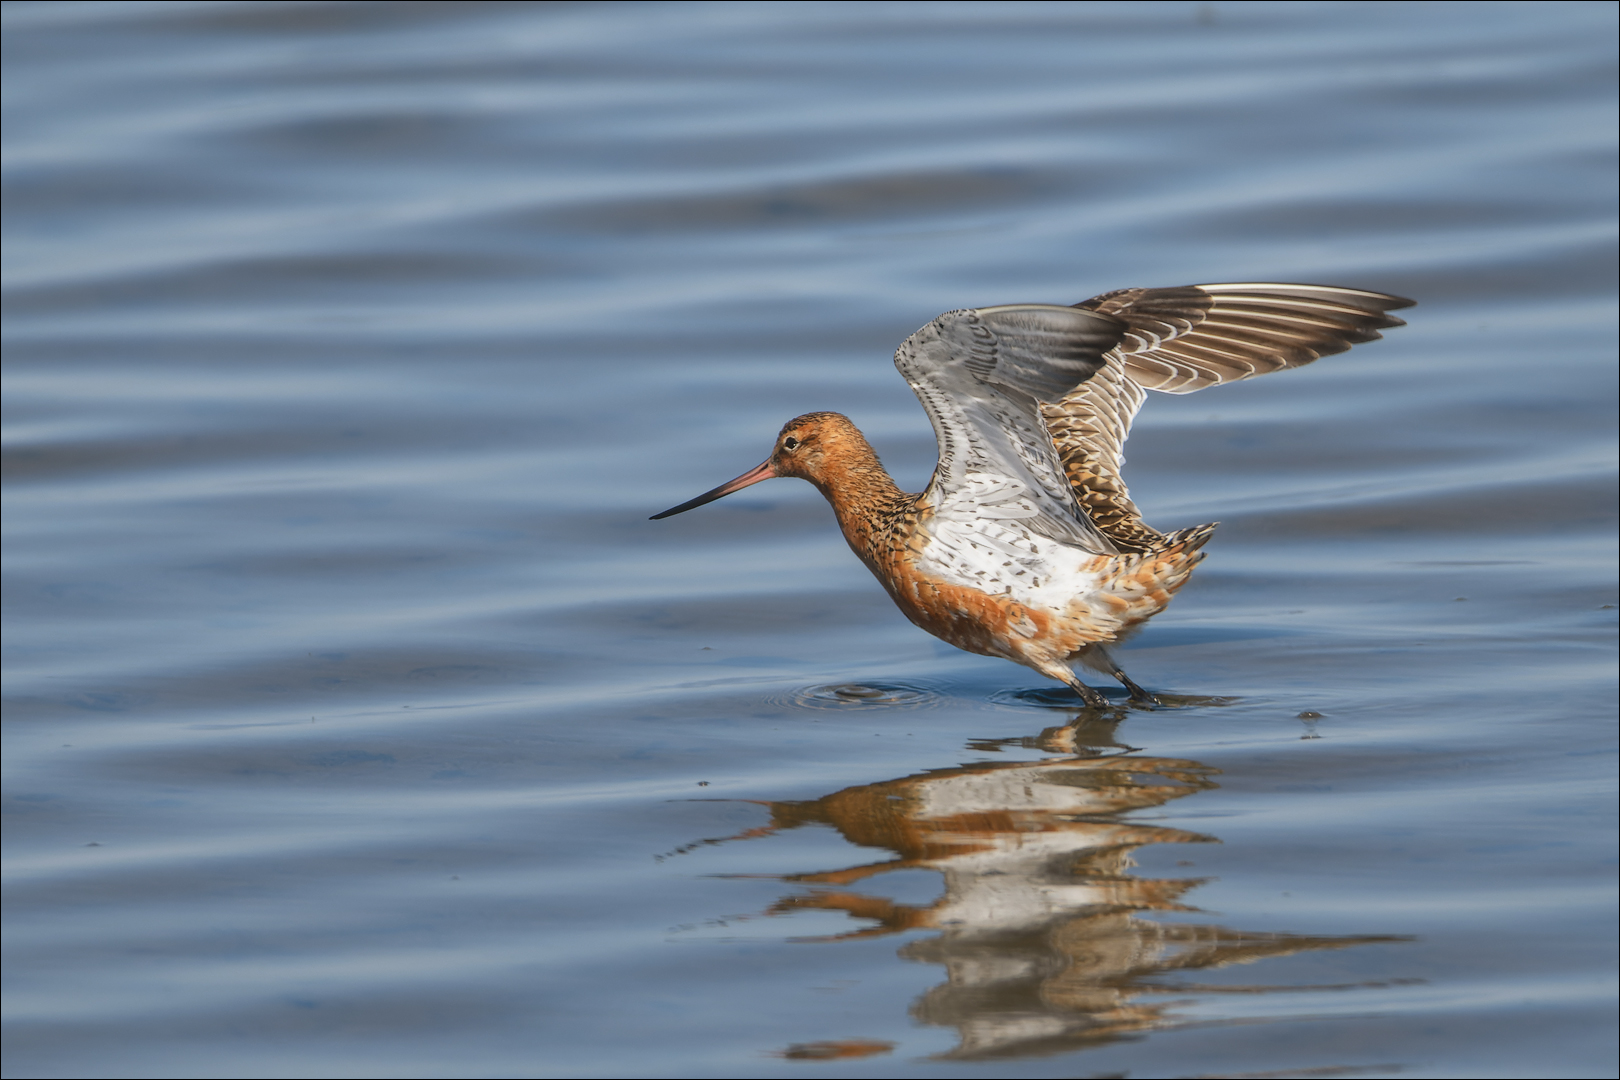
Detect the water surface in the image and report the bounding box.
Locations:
[4,2,1616,1078]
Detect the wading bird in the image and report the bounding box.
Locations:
[653,283,1411,706]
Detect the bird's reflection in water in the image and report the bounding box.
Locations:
[698,714,1408,1061]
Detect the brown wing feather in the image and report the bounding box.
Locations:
[1076,283,1413,393]
[1039,360,1162,552]
[1044,283,1412,549]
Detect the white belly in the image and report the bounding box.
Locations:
[913,516,1107,617]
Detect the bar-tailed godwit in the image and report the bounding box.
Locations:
[653,283,1411,706]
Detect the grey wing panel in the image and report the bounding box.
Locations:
[895,305,1125,554]
[1076,283,1413,394]
[961,304,1127,401]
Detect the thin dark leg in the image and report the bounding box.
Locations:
[1075,644,1159,707]
[1111,666,1159,706]
[1062,674,1110,709]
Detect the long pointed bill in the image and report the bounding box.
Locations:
[650,460,777,519]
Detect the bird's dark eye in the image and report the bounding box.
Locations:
[782,436,799,451]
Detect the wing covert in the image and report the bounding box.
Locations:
[1040,358,1160,551]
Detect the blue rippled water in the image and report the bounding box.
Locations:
[4,3,1616,1078]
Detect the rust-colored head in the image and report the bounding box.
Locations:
[765,411,870,485]
[650,412,870,519]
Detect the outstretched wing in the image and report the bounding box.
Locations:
[1047,283,1413,550]
[1078,282,1413,393]
[895,304,1126,555]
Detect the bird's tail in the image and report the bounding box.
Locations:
[1147,522,1218,599]
[1084,522,1218,634]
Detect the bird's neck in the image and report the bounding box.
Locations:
[803,439,918,568]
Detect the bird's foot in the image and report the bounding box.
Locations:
[1067,680,1111,709]
[1115,672,1160,708]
